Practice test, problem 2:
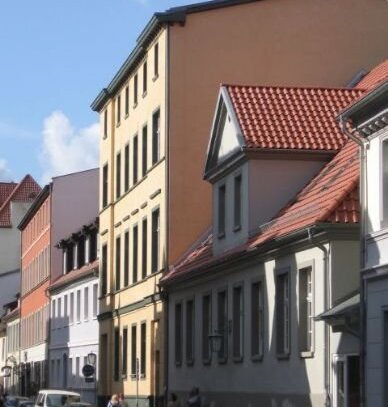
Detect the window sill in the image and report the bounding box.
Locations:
[232,356,243,363]
[152,75,159,82]
[218,357,227,365]
[277,353,290,360]
[103,135,107,140]
[233,225,242,232]
[186,359,194,367]
[133,103,138,109]
[142,91,147,98]
[121,373,127,380]
[175,361,182,367]
[125,113,129,120]
[202,358,211,366]
[218,232,225,239]
[251,354,263,362]
[116,122,121,128]
[300,351,314,359]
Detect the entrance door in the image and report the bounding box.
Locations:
[334,355,360,407]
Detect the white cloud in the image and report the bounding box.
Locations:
[40,111,99,184]
[0,159,12,182]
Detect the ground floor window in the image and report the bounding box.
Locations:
[334,354,360,407]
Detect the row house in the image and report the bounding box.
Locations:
[49,216,99,403]
[161,82,365,406]
[91,0,388,405]
[18,169,98,396]
[338,62,388,406]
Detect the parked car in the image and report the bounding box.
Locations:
[5,397,30,407]
[35,391,80,407]
[18,401,34,407]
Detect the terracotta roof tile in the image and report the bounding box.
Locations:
[226,85,363,151]
[0,175,41,227]
[356,60,388,90]
[0,182,17,207]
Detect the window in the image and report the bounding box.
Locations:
[133,135,138,184]
[276,271,290,356]
[77,237,85,268]
[89,230,97,262]
[125,85,129,117]
[114,328,119,381]
[142,61,147,95]
[217,290,228,362]
[70,292,74,324]
[218,184,226,237]
[142,218,147,279]
[175,303,183,365]
[57,297,62,327]
[84,287,89,320]
[131,325,137,377]
[152,109,160,165]
[116,95,121,125]
[76,290,81,323]
[186,299,195,365]
[299,266,313,354]
[64,295,68,323]
[142,125,148,177]
[140,322,146,377]
[382,139,388,226]
[101,244,108,295]
[124,144,129,192]
[122,327,128,377]
[92,284,98,318]
[151,208,160,273]
[124,231,129,287]
[234,175,242,230]
[103,109,108,139]
[202,294,212,363]
[132,225,138,284]
[134,74,138,106]
[115,236,121,290]
[116,152,121,199]
[102,164,108,208]
[233,285,244,361]
[251,281,264,359]
[154,42,159,78]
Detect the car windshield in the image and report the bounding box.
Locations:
[6,400,17,407]
[46,395,80,407]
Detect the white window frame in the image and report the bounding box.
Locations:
[275,267,291,358]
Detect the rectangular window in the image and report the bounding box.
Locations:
[142,125,148,177]
[70,292,74,324]
[134,74,138,106]
[234,175,242,230]
[186,299,195,364]
[102,164,108,208]
[84,287,89,320]
[217,290,228,362]
[115,236,121,290]
[124,144,129,192]
[218,185,226,237]
[143,61,147,95]
[133,135,138,185]
[175,303,183,365]
[131,325,137,377]
[76,290,81,323]
[64,295,68,322]
[151,208,160,273]
[101,244,108,295]
[116,152,121,199]
[124,231,129,287]
[140,322,146,377]
[251,281,264,359]
[116,95,121,125]
[142,218,147,279]
[202,294,211,363]
[154,43,159,77]
[125,85,129,117]
[276,271,290,356]
[103,109,108,138]
[122,327,128,377]
[132,225,138,284]
[114,328,119,381]
[233,285,244,361]
[92,284,98,318]
[57,297,62,327]
[299,266,313,353]
[152,109,160,165]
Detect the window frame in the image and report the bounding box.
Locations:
[233,173,242,231]
[251,278,265,361]
[217,287,228,363]
[218,183,226,238]
[275,267,291,358]
[202,291,212,365]
[174,301,183,366]
[185,298,195,366]
[232,282,244,362]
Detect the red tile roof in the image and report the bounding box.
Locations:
[0,175,41,227]
[0,182,17,207]
[356,60,388,90]
[163,140,359,285]
[226,85,363,151]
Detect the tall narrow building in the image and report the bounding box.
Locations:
[91,0,388,405]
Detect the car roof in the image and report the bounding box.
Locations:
[38,390,80,396]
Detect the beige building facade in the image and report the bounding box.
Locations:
[92,1,388,406]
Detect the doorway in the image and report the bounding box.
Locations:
[333,354,360,407]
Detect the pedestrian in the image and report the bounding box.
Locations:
[118,393,128,407]
[107,394,119,407]
[187,387,201,407]
[167,393,180,407]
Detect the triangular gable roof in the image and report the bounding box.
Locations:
[356,59,388,91]
[0,182,17,207]
[162,140,359,285]
[0,175,41,227]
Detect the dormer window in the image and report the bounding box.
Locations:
[234,175,242,231]
[218,184,226,238]
[77,236,85,269]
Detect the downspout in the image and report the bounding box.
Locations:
[308,227,331,407]
[339,120,369,407]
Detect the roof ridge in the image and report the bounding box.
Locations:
[223,83,365,92]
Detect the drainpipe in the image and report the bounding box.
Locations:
[308,227,331,407]
[339,120,369,407]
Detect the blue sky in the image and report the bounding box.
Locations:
[0,0,200,184]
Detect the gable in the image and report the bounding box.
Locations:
[204,88,244,179]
